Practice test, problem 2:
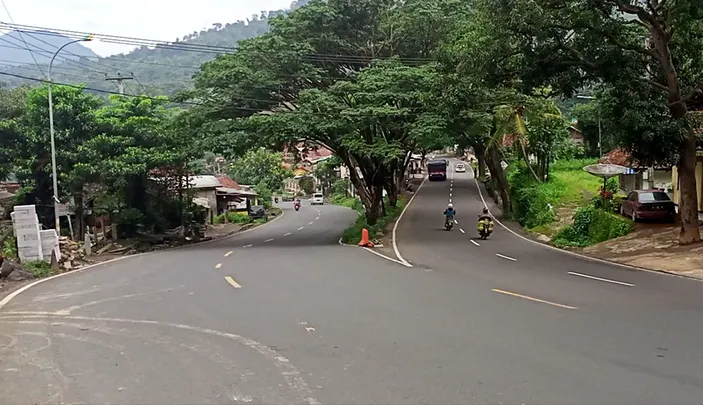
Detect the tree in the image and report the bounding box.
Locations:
[228,147,291,191]
[9,85,101,229]
[313,156,341,195]
[298,176,315,195]
[481,0,703,243]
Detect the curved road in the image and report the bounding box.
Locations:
[1,167,703,404]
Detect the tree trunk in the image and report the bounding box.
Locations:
[485,148,511,213]
[74,192,85,240]
[677,128,701,244]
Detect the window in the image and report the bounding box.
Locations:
[638,192,671,202]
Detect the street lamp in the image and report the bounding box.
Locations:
[48,34,93,233]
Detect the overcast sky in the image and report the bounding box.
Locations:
[1,0,294,56]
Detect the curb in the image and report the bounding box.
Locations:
[472,178,702,283]
[337,237,410,267]
[0,209,287,311]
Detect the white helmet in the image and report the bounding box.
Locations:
[447,203,453,208]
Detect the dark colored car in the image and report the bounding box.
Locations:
[248,205,267,219]
[620,190,675,222]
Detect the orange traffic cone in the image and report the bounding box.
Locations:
[358,228,373,247]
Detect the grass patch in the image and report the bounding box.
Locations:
[552,206,634,248]
[329,193,364,212]
[214,207,281,225]
[507,159,604,232]
[341,196,407,244]
[23,260,54,278]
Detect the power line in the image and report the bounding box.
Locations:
[0,21,435,64]
[0,0,45,78]
[0,33,107,75]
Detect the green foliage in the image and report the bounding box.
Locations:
[329,193,363,212]
[215,211,254,225]
[341,196,407,244]
[254,183,274,209]
[331,178,351,196]
[552,206,634,248]
[229,147,291,191]
[23,260,53,278]
[2,236,17,259]
[298,177,315,195]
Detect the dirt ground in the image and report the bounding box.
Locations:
[579,222,703,280]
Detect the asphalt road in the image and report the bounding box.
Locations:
[1,170,703,404]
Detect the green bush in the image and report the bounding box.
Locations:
[341,197,406,243]
[332,179,351,195]
[23,260,54,278]
[507,163,555,228]
[215,211,254,225]
[2,236,17,259]
[329,193,363,212]
[552,206,634,247]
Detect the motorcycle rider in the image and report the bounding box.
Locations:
[443,203,456,226]
[478,207,491,222]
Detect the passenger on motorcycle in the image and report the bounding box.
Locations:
[477,207,491,222]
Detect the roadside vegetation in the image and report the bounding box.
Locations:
[341,196,407,244]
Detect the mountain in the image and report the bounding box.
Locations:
[0,0,311,96]
[0,30,98,66]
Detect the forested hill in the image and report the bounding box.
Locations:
[0,0,310,96]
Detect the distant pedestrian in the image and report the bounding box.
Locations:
[473,167,478,177]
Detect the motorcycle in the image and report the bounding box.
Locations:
[294,201,301,211]
[444,217,454,231]
[274,196,279,203]
[477,218,494,239]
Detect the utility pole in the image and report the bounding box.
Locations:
[105,73,134,94]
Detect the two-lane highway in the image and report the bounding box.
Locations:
[2,172,703,404]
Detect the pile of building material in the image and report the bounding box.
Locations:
[10,205,59,263]
[58,237,86,270]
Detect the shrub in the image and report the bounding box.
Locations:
[2,236,17,259]
[552,206,634,247]
[332,179,351,196]
[341,197,406,243]
[23,260,53,278]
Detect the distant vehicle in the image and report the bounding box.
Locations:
[311,192,324,205]
[249,205,266,219]
[281,193,296,202]
[427,160,447,181]
[620,190,675,222]
[455,163,466,173]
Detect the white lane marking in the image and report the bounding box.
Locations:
[308,221,313,225]
[224,251,233,257]
[449,193,452,197]
[460,228,465,234]
[391,176,428,267]
[265,238,274,243]
[215,263,223,269]
[225,276,242,288]
[297,227,304,231]
[363,247,412,267]
[470,240,480,247]
[469,177,700,282]
[243,244,253,248]
[567,272,635,287]
[0,315,320,405]
[316,216,320,220]
[454,220,458,224]
[449,199,452,203]
[284,232,291,237]
[496,253,516,261]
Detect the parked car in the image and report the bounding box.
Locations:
[311,192,324,205]
[248,205,266,219]
[455,163,466,173]
[620,190,675,222]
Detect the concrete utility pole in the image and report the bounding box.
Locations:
[105,73,134,94]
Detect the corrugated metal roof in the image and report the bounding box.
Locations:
[188,175,222,189]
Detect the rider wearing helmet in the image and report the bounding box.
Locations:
[478,207,491,222]
[443,203,456,220]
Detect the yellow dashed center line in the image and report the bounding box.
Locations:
[492,289,576,310]
[225,276,242,288]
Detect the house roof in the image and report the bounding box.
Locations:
[188,175,222,189]
[599,148,639,167]
[215,175,241,190]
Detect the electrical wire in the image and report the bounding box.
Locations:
[0,33,107,75]
[0,0,45,78]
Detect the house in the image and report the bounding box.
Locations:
[188,175,222,224]
[215,175,258,212]
[568,124,585,145]
[670,125,703,212]
[282,143,337,194]
[598,149,672,196]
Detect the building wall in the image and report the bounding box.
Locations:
[195,188,218,223]
[671,159,703,211]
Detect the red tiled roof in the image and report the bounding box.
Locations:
[0,182,20,194]
[215,175,241,190]
[599,148,640,167]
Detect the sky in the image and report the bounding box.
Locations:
[0,0,294,56]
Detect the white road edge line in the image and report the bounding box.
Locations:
[496,253,517,261]
[337,237,412,268]
[391,175,429,267]
[460,228,465,234]
[470,177,699,282]
[567,271,635,287]
[470,240,480,247]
